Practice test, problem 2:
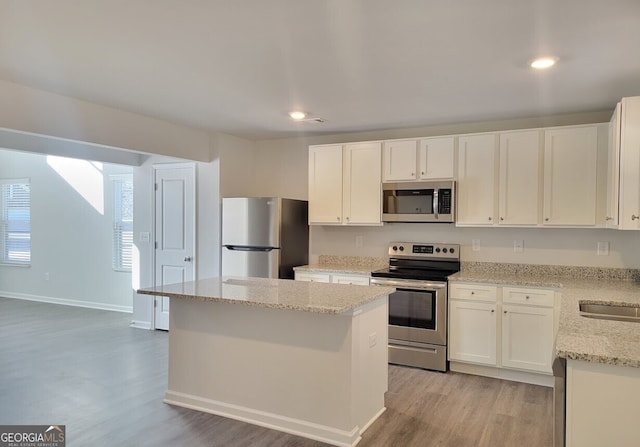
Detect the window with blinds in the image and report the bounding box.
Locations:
[0,179,31,265]
[112,174,133,272]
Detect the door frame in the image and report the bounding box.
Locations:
[151,162,197,330]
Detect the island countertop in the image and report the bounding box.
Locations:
[137,276,395,315]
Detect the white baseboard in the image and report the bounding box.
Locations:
[449,361,553,387]
[164,390,361,447]
[129,320,152,330]
[0,291,133,313]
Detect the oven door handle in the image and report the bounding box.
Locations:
[370,277,447,290]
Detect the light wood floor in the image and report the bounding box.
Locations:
[0,297,552,446]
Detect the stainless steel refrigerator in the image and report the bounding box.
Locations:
[221,197,309,279]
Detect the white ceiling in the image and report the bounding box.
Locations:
[1,0,639,140]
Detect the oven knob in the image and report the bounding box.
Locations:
[442,248,448,253]
[435,248,441,253]
[399,246,404,251]
[392,245,398,251]
[450,248,455,254]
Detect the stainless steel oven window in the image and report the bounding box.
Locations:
[389,288,436,330]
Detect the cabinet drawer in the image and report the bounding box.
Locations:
[332,275,370,286]
[449,283,498,302]
[502,287,554,307]
[294,272,331,283]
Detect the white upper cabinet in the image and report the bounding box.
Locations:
[618,97,640,229]
[343,142,383,225]
[308,142,382,226]
[383,137,454,181]
[382,140,418,181]
[308,144,343,224]
[418,137,455,179]
[498,130,541,226]
[457,134,498,226]
[606,103,622,228]
[543,126,598,226]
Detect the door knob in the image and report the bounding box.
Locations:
[632,214,639,221]
[184,257,192,262]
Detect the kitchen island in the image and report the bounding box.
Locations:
[137,277,394,447]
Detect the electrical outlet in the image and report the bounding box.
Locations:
[597,241,610,256]
[355,235,363,248]
[44,272,50,281]
[472,239,481,251]
[369,332,377,348]
[514,240,524,253]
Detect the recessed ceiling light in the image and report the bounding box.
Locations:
[530,57,558,70]
[289,111,307,120]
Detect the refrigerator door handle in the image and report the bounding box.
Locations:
[225,245,275,252]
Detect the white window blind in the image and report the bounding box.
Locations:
[112,174,133,272]
[0,179,31,265]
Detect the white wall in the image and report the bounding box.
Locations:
[0,149,134,311]
[255,110,640,269]
[0,79,211,162]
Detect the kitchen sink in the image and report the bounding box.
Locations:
[579,303,640,322]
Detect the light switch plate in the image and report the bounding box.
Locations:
[140,232,150,242]
[597,241,610,256]
[472,239,481,251]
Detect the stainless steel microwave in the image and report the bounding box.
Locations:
[382,181,455,223]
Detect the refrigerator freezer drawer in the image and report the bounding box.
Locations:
[222,246,280,279]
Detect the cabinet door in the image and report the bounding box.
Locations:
[418,137,454,179]
[382,140,417,181]
[543,127,598,226]
[457,134,498,226]
[332,274,370,285]
[501,304,554,373]
[308,145,343,224]
[343,142,382,225]
[449,300,497,366]
[499,131,541,225]
[605,103,621,228]
[619,97,640,230]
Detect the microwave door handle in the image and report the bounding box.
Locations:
[433,188,439,219]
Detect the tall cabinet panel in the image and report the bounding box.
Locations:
[606,103,622,228]
[619,97,640,229]
[457,134,498,226]
[543,126,598,226]
[308,145,343,224]
[498,130,541,225]
[343,142,382,224]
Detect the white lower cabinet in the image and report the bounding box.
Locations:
[449,282,557,378]
[449,299,497,365]
[295,271,370,285]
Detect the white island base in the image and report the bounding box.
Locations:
[164,295,388,447]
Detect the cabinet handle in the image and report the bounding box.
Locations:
[491,309,495,313]
[337,217,340,221]
[421,171,426,176]
[504,310,507,314]
[545,218,550,222]
[632,214,640,221]
[411,172,415,177]
[184,256,192,262]
[346,216,350,221]
[488,217,492,221]
[471,291,475,295]
[525,295,530,299]
[605,217,613,221]
[500,217,504,221]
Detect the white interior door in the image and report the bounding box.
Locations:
[154,164,195,330]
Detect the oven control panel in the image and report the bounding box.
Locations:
[388,242,460,260]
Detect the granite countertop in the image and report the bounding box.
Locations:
[449,265,640,368]
[294,255,387,276]
[138,277,395,315]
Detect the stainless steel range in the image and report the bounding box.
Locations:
[371,242,460,372]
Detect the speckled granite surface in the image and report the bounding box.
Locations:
[138,276,394,315]
[294,255,387,275]
[450,263,640,368]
